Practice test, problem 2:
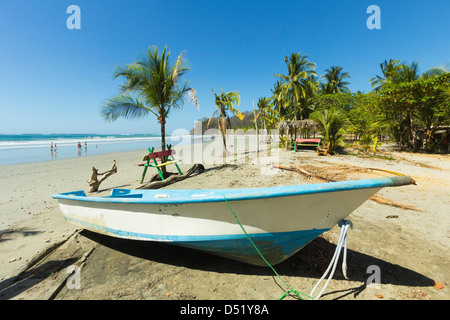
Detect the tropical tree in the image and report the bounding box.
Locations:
[255,97,285,132]
[273,52,317,120]
[263,107,285,132]
[398,60,420,83]
[101,46,198,174]
[424,64,450,78]
[270,80,292,117]
[379,72,450,150]
[310,107,349,153]
[320,66,351,94]
[207,88,243,152]
[347,92,385,142]
[299,74,320,119]
[256,97,271,131]
[312,92,355,114]
[370,59,403,91]
[371,58,449,151]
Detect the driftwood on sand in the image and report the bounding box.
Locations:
[273,164,420,212]
[87,160,118,192]
[138,163,205,190]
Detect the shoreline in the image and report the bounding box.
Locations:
[0,134,210,167]
[0,143,449,300]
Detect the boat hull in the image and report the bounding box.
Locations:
[53,176,412,266]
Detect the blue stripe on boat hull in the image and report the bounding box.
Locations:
[176,229,330,266]
[63,215,328,266]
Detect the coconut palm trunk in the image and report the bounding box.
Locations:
[159,117,167,172]
[220,114,227,151]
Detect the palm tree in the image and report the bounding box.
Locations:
[370,59,403,91]
[273,52,317,120]
[398,60,420,83]
[101,46,198,174]
[256,97,271,131]
[299,74,320,119]
[270,80,291,117]
[424,63,450,78]
[263,106,285,131]
[310,107,349,153]
[320,66,351,94]
[207,88,243,152]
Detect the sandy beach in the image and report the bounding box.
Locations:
[0,138,449,301]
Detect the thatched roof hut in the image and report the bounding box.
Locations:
[291,119,318,130]
[277,119,318,133]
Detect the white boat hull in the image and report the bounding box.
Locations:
[53,176,412,266]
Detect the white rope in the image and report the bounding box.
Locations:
[309,219,352,300]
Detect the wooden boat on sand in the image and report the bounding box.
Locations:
[53,175,413,266]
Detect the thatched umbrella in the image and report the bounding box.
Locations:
[277,120,293,138]
[290,119,317,130]
[277,119,318,139]
[294,119,318,139]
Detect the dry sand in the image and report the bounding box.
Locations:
[0,138,449,301]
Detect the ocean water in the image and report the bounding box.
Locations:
[0,133,196,166]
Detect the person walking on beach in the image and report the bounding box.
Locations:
[50,142,53,153]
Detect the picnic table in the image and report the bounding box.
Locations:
[294,138,321,152]
[136,147,182,183]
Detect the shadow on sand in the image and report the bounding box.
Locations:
[0,257,78,300]
[0,228,44,243]
[82,230,434,299]
[0,228,434,300]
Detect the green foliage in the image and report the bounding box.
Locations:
[101,46,198,156]
[312,92,355,113]
[190,54,448,154]
[320,66,351,94]
[209,88,242,120]
[347,92,386,140]
[370,59,403,91]
[207,88,243,150]
[359,133,378,152]
[379,72,450,149]
[310,107,349,152]
[279,136,289,150]
[272,52,317,120]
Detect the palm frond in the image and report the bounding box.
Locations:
[207,109,218,128]
[188,88,200,110]
[101,94,155,122]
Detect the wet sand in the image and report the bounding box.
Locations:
[0,139,449,301]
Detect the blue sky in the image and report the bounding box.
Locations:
[0,0,449,135]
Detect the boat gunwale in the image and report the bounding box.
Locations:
[52,176,412,204]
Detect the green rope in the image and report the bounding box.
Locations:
[223,195,312,301]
